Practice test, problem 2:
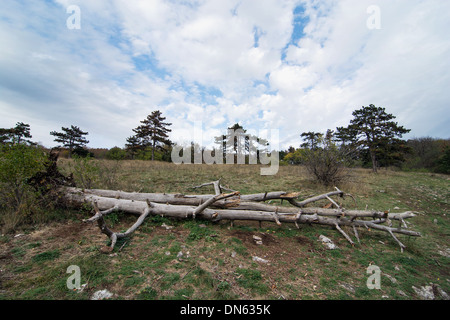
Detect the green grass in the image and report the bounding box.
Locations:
[235,268,270,295]
[31,250,60,263]
[0,160,449,300]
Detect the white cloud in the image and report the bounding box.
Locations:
[270,65,319,94]
[0,0,449,151]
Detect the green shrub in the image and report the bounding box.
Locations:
[106,147,126,160]
[67,155,100,189]
[435,146,450,174]
[0,144,48,232]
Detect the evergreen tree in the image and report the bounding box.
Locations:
[130,110,172,161]
[336,104,410,172]
[0,122,34,145]
[300,131,323,150]
[436,146,450,174]
[50,125,89,158]
[125,135,141,159]
[214,123,268,163]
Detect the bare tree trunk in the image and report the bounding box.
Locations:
[370,149,378,173]
[62,181,421,252]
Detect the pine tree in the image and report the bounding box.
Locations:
[50,125,89,158]
[0,122,33,145]
[214,123,268,163]
[300,131,323,150]
[125,135,140,160]
[130,110,172,161]
[336,104,410,172]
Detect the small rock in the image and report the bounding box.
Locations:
[165,251,171,256]
[231,251,237,258]
[412,285,435,300]
[161,223,173,230]
[340,283,355,294]
[394,206,400,210]
[436,285,450,300]
[397,290,407,297]
[384,273,397,284]
[91,289,113,300]
[252,256,269,264]
[319,235,338,250]
[253,235,262,241]
[177,251,189,260]
[253,235,263,245]
[437,247,450,258]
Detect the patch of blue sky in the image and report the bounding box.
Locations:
[169,78,223,106]
[253,26,265,48]
[131,54,169,79]
[281,4,309,60]
[191,83,223,105]
[252,78,269,88]
[251,77,277,96]
[2,1,63,40]
[292,5,309,42]
[257,110,264,120]
[258,74,278,96]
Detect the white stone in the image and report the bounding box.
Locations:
[91,289,113,300]
[412,285,434,300]
[319,235,338,249]
[252,256,269,264]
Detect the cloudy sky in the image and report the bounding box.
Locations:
[1,0,449,150]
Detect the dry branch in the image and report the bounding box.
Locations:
[63,181,421,252]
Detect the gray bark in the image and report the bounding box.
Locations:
[63,183,421,252]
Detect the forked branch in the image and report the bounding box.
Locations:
[67,182,421,253]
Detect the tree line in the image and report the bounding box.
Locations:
[1,105,449,175]
[282,105,449,178]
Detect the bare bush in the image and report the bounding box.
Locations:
[301,130,351,186]
[303,147,349,186]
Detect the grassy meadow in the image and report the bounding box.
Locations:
[0,159,449,300]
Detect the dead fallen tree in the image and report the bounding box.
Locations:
[63,180,421,253]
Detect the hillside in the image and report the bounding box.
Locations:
[0,161,449,301]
